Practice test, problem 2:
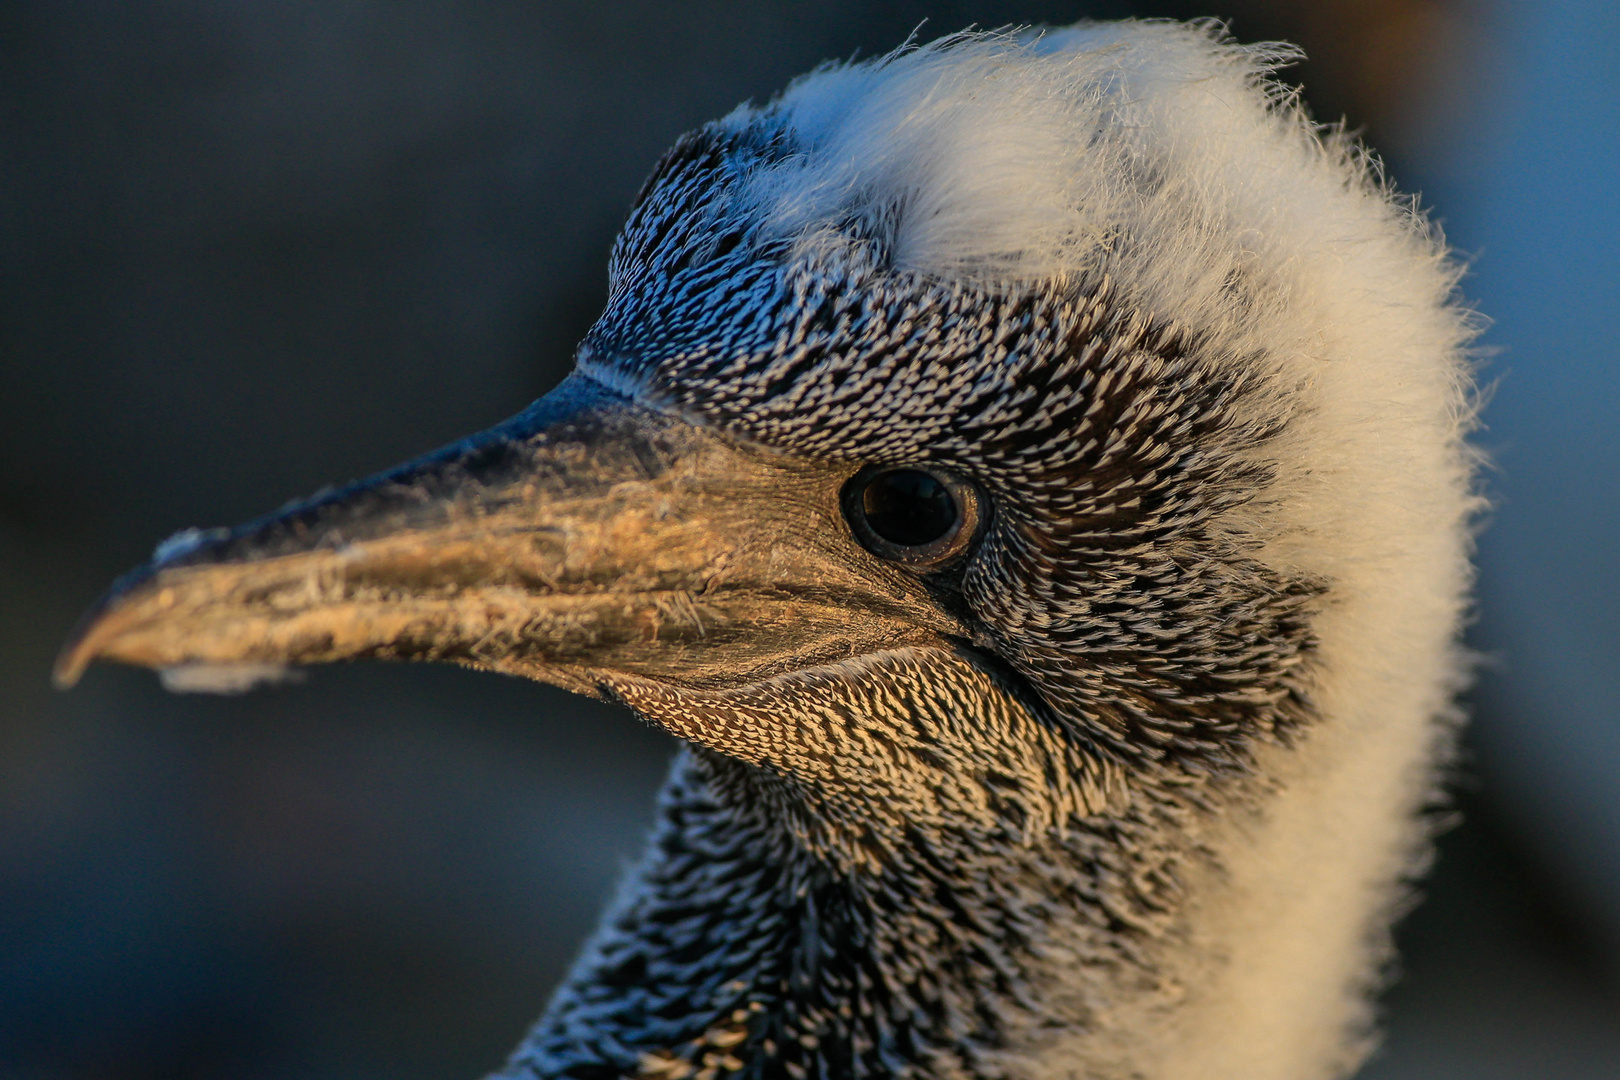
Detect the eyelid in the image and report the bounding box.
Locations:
[840,465,984,569]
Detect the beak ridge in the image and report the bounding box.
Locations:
[55,375,962,695]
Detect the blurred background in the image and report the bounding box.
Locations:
[2,1,1616,1077]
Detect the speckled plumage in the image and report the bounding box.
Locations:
[493,21,1478,1080]
[57,20,1477,1080]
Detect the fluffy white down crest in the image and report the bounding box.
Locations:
[727,23,1304,287]
[716,22,1480,1080]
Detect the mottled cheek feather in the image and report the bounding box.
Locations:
[585,150,1325,774]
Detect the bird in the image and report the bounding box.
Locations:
[56,20,1480,1080]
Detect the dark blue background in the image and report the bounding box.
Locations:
[3,2,1616,1077]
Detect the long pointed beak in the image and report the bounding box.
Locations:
[56,375,961,698]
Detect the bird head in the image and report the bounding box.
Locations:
[56,25,1474,863]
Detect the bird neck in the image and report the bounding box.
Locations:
[502,649,1197,1080]
[504,752,1150,1080]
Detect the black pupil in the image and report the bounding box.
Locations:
[861,470,958,547]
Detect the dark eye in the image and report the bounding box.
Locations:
[841,466,983,567]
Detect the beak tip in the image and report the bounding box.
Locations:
[52,646,91,690]
[54,584,145,691]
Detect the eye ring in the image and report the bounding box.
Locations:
[841,465,983,568]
